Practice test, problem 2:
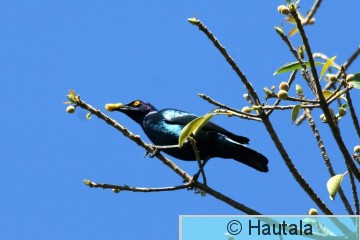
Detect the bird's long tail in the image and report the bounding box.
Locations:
[214,136,269,172]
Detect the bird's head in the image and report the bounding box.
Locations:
[106,100,157,124]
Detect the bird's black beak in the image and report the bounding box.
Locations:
[105,103,129,112]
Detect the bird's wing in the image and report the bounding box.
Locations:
[162,110,249,144]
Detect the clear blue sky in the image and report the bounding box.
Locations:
[1,1,359,239]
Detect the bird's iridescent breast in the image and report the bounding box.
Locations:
[142,110,184,145]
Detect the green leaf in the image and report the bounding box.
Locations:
[66,89,79,103]
[288,27,299,37]
[350,72,360,89]
[178,110,235,147]
[322,90,333,100]
[273,61,323,75]
[291,104,301,124]
[320,56,337,80]
[326,174,345,200]
[323,90,347,102]
[178,113,215,148]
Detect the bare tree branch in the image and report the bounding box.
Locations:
[291,6,360,182]
[83,180,192,192]
[198,94,262,121]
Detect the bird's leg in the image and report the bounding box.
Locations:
[187,136,208,187]
[149,147,159,158]
[194,159,208,186]
[185,160,208,191]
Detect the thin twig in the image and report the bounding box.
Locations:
[198,93,262,121]
[152,144,179,150]
[84,180,192,192]
[261,104,320,110]
[195,22,261,105]
[87,176,263,215]
[274,25,317,94]
[193,181,261,215]
[346,90,360,139]
[295,112,307,125]
[343,46,360,70]
[302,0,323,24]
[348,170,359,215]
[325,81,345,104]
[267,95,320,104]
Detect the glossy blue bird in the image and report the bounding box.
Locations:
[113,100,268,172]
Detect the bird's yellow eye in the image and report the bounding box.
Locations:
[133,100,141,107]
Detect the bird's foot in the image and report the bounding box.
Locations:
[144,146,160,158]
[150,147,159,158]
[183,173,201,191]
[186,183,197,191]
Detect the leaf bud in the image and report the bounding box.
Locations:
[338,107,346,117]
[354,145,360,153]
[320,114,327,123]
[346,74,354,82]
[241,106,252,114]
[277,90,288,100]
[279,82,289,91]
[326,74,338,83]
[277,5,290,15]
[66,105,76,114]
[274,26,284,35]
[112,188,121,194]
[188,17,200,25]
[295,84,303,94]
[308,208,318,215]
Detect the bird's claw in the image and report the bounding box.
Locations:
[183,174,201,191]
[144,146,160,158]
[150,147,159,158]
